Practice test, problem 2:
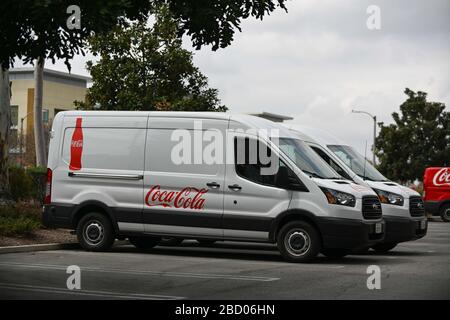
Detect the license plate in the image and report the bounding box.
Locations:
[420,220,427,229]
[375,223,383,234]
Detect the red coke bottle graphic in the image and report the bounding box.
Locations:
[69,118,83,170]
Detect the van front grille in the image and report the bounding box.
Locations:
[409,196,425,217]
[362,196,382,220]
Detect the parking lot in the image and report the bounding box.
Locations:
[0,220,449,300]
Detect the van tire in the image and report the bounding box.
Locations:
[372,242,397,253]
[277,221,321,263]
[77,212,115,252]
[129,236,161,250]
[440,204,450,222]
[321,248,350,258]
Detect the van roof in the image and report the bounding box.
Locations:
[61,110,231,119]
[60,111,296,138]
[285,124,349,146]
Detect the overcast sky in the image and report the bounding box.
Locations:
[17,0,450,158]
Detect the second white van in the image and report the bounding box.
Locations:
[285,125,427,253]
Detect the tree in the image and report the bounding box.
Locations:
[0,0,287,192]
[0,68,10,192]
[79,6,226,112]
[375,88,450,182]
[33,58,46,166]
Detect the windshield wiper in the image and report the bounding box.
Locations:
[357,174,374,181]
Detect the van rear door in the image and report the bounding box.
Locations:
[55,115,147,231]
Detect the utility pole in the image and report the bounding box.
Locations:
[351,109,377,165]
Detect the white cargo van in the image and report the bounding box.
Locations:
[285,125,427,253]
[43,111,385,262]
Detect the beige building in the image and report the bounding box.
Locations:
[9,68,90,163]
[10,68,90,135]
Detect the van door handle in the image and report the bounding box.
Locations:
[228,184,242,191]
[206,182,220,189]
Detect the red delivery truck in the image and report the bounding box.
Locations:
[423,167,450,222]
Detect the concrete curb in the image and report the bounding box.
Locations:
[0,243,80,254]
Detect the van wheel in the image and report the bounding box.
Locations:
[372,242,397,253]
[77,212,115,252]
[277,221,321,263]
[321,248,350,258]
[440,204,450,222]
[129,236,161,250]
[197,239,216,246]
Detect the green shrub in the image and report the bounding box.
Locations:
[7,166,47,203]
[0,203,42,236]
[8,166,34,201]
[26,166,47,203]
[0,216,41,236]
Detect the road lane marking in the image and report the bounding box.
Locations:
[0,282,184,300]
[0,262,280,282]
[39,250,347,269]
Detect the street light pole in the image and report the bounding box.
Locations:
[351,109,377,165]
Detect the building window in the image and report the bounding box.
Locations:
[11,105,18,128]
[43,109,49,123]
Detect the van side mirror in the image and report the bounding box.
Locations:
[275,166,290,189]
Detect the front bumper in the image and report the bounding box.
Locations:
[317,217,385,250]
[383,215,427,243]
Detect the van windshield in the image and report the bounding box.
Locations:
[327,145,388,181]
[278,138,341,179]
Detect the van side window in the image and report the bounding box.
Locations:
[234,137,302,189]
[311,146,352,180]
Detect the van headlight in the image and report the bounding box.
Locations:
[373,189,404,206]
[320,187,356,207]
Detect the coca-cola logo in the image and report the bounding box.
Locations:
[71,140,83,148]
[145,185,208,210]
[433,168,450,186]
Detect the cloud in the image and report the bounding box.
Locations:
[187,0,450,157]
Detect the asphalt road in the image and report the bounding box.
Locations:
[0,220,449,300]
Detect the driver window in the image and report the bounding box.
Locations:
[234,137,305,189]
[234,137,277,187]
[311,146,352,180]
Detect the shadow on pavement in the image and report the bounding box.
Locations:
[107,241,401,265]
